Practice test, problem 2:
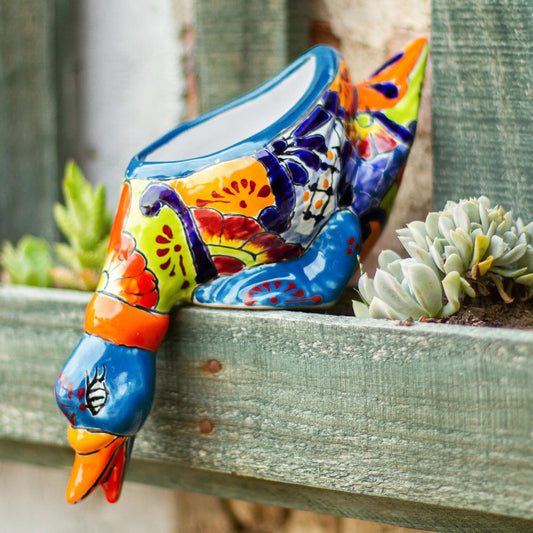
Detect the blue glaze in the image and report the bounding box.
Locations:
[370,82,399,99]
[370,111,414,144]
[126,46,339,181]
[54,334,155,436]
[352,144,410,216]
[193,209,362,308]
[256,149,295,233]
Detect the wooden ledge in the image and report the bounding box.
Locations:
[0,286,532,532]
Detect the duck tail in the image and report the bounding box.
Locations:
[348,37,429,258]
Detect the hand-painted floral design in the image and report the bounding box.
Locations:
[192,175,272,210]
[354,112,400,159]
[173,157,275,218]
[55,370,87,426]
[330,61,357,114]
[355,38,427,112]
[99,232,158,309]
[192,208,301,275]
[154,224,189,285]
[105,181,132,254]
[329,60,358,142]
[267,102,339,186]
[243,280,323,307]
[97,180,159,308]
[255,89,348,239]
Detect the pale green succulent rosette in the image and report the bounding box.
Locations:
[354,196,533,320]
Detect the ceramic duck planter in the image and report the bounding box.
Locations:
[55,38,428,503]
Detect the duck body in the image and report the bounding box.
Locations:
[55,38,428,503]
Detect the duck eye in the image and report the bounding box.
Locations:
[85,365,109,416]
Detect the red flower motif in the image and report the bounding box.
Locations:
[213,256,246,275]
[192,208,301,275]
[99,181,159,309]
[101,232,158,309]
[355,117,399,159]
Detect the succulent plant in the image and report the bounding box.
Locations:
[353,196,533,320]
[1,236,54,287]
[51,160,112,290]
[0,160,112,291]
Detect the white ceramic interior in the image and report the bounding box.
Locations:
[146,56,317,162]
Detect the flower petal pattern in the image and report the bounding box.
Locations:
[192,208,301,275]
[100,232,158,309]
[355,113,400,160]
[173,157,275,218]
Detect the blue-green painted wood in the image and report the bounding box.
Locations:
[193,0,310,113]
[0,0,76,243]
[0,286,531,532]
[432,0,533,220]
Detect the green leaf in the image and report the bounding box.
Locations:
[368,297,404,320]
[516,273,533,287]
[373,269,426,319]
[53,203,75,242]
[352,300,370,318]
[404,262,443,317]
[53,159,112,282]
[470,234,490,268]
[357,272,377,304]
[441,271,462,317]
[55,242,79,270]
[1,236,53,287]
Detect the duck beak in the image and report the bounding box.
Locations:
[66,426,131,504]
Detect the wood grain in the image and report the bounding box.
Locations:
[193,0,310,113]
[0,285,532,531]
[432,0,533,220]
[0,1,76,243]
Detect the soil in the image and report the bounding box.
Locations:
[434,290,533,330]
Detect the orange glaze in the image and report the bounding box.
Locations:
[172,157,275,217]
[360,220,382,260]
[84,292,169,352]
[68,426,116,454]
[65,429,126,504]
[356,37,427,111]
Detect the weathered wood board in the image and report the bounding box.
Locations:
[193,0,310,113]
[0,1,76,243]
[432,0,533,220]
[0,286,532,532]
